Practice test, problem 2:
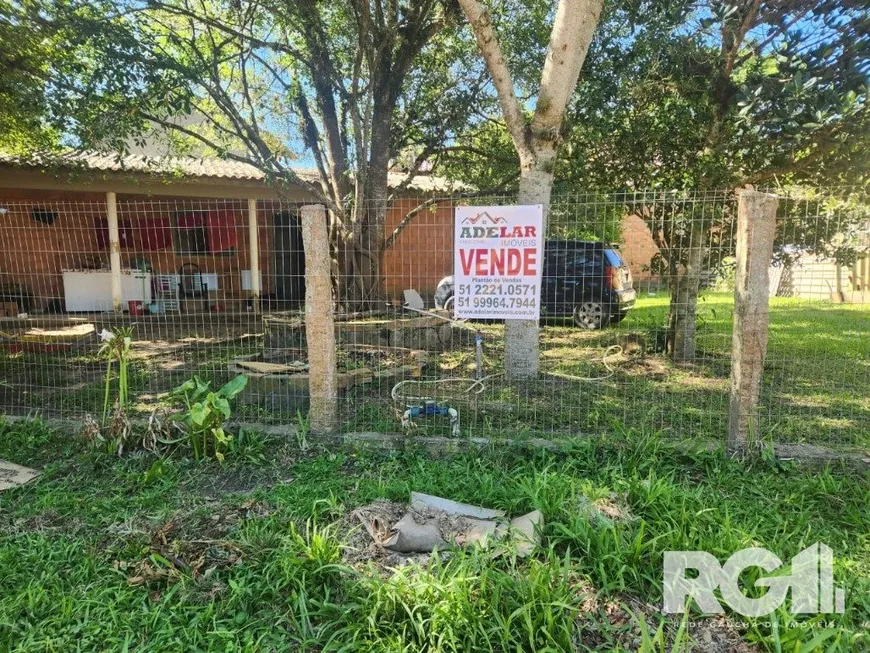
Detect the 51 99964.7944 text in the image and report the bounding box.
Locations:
[456,296,538,310]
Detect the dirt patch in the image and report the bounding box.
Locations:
[672,374,729,391]
[622,356,671,380]
[338,500,410,569]
[3,508,85,537]
[577,493,631,524]
[688,615,758,653]
[592,496,626,521]
[111,498,273,594]
[191,466,272,497]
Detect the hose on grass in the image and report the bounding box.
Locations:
[390,345,625,406]
[542,344,624,382]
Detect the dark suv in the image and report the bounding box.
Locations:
[434,241,636,329]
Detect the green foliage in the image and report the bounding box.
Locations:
[0,0,60,153]
[168,374,248,462]
[78,326,137,457]
[559,0,870,190]
[439,0,870,266]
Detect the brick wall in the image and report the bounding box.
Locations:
[381,198,454,301]
[1,188,667,311]
[619,213,660,287]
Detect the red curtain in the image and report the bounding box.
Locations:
[207,210,238,253]
[176,212,205,231]
[140,217,172,251]
[94,211,237,253]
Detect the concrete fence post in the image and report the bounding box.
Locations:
[247,198,261,314]
[106,191,123,313]
[300,204,338,435]
[727,190,778,455]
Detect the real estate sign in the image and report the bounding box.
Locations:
[453,205,543,320]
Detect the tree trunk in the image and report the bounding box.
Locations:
[330,224,386,312]
[332,95,392,312]
[356,93,393,311]
[668,222,704,362]
[506,151,556,379]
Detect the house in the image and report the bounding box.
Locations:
[0,153,464,315]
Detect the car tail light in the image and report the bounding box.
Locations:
[606,266,623,291]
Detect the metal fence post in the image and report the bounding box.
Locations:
[728,190,778,454]
[300,204,338,435]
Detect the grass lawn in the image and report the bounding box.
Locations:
[0,419,867,651]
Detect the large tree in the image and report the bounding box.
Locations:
[457,0,605,378]
[0,0,93,153]
[442,0,869,360]
[6,0,489,309]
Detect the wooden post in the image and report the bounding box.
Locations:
[300,204,338,435]
[106,192,123,313]
[247,198,261,314]
[728,190,778,455]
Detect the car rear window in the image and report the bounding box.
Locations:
[604,249,624,267]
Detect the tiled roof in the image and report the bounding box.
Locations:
[0,152,471,192]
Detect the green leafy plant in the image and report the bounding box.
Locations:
[142,459,166,485]
[169,375,248,462]
[80,327,136,456]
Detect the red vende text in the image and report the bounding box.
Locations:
[459,248,538,276]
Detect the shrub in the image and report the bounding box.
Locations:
[166,375,248,462]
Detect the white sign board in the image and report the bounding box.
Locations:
[454,205,543,320]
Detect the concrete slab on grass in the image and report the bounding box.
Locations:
[0,460,40,492]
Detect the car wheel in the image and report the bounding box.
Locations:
[434,277,454,309]
[573,302,609,329]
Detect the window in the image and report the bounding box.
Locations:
[564,250,599,276]
[173,210,238,255]
[174,211,210,254]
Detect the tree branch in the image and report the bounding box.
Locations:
[142,0,311,64]
[533,0,604,138]
[457,0,530,160]
[387,143,440,199]
[734,7,811,69]
[137,112,340,212]
[383,172,519,250]
[723,0,761,79]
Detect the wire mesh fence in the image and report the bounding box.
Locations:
[0,188,866,451]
